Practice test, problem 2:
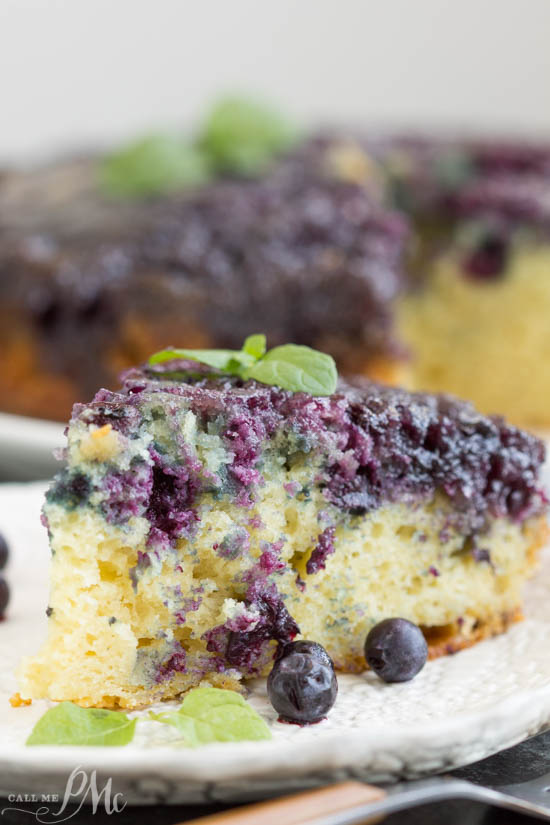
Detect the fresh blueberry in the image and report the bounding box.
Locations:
[277,640,334,670]
[267,652,338,724]
[365,618,428,683]
[0,533,9,570]
[0,577,9,618]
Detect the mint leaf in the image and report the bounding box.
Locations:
[199,97,298,175]
[99,135,211,197]
[149,687,271,746]
[149,347,255,372]
[148,338,338,396]
[26,702,136,746]
[242,334,266,360]
[245,344,337,396]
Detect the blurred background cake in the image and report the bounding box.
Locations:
[1,116,550,427]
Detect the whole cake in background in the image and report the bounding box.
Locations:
[18,346,548,709]
[1,97,549,426]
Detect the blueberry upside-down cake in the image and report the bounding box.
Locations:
[1,99,550,425]
[18,349,547,708]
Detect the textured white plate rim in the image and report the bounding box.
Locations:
[2,477,550,800]
[1,677,550,780]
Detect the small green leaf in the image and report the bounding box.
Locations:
[149,687,271,746]
[245,344,337,396]
[242,334,266,360]
[26,702,136,746]
[199,97,299,175]
[148,337,339,396]
[148,347,255,372]
[99,134,211,197]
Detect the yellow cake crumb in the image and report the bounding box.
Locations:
[79,424,123,462]
[10,692,32,707]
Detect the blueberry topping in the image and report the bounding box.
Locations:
[60,362,545,550]
[0,577,10,618]
[364,618,428,683]
[267,651,338,724]
[277,640,334,670]
[0,534,8,570]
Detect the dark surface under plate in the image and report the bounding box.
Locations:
[2,728,550,824]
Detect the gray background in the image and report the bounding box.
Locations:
[1,0,549,162]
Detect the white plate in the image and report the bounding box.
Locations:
[1,482,550,806]
[0,414,63,480]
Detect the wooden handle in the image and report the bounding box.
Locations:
[180,781,386,825]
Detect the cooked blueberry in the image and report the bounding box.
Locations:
[0,533,9,570]
[463,233,508,280]
[267,652,338,724]
[0,577,10,618]
[277,640,334,670]
[364,618,428,683]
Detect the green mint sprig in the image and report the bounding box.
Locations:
[99,134,211,198]
[149,687,271,746]
[198,96,299,176]
[148,334,338,396]
[26,702,136,746]
[25,688,271,748]
[99,96,299,197]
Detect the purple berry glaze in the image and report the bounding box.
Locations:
[306,527,336,575]
[463,231,509,280]
[155,644,187,682]
[259,540,286,574]
[450,174,550,230]
[284,481,301,497]
[175,592,202,624]
[367,134,550,231]
[223,590,299,672]
[145,460,200,549]
[51,363,546,544]
[101,462,153,523]
[363,133,550,285]
[78,397,141,436]
[205,561,299,673]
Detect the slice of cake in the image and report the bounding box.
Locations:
[19,356,547,708]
